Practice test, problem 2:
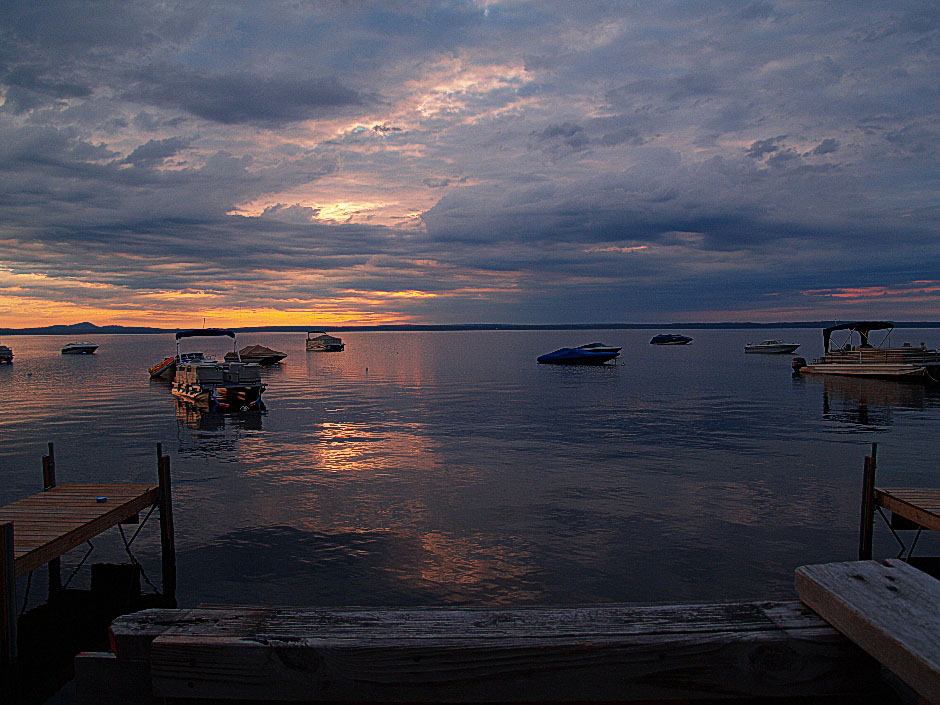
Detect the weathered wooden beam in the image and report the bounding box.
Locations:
[75,651,157,705]
[102,601,881,702]
[0,522,15,664]
[43,443,62,600]
[1,521,16,705]
[796,558,940,704]
[859,455,876,560]
[157,444,176,607]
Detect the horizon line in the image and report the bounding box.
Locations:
[3,320,940,335]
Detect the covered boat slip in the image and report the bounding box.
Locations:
[1,444,176,676]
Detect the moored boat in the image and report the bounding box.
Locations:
[576,342,622,354]
[306,332,344,352]
[158,329,267,410]
[224,345,287,365]
[537,343,621,365]
[0,343,12,364]
[148,350,207,379]
[650,334,692,345]
[744,340,800,354]
[61,341,99,354]
[792,322,940,382]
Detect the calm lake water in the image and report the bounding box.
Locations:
[2,328,940,608]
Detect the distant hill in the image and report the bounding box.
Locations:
[2,320,938,335]
[0,321,166,335]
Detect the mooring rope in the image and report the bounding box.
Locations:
[63,541,95,588]
[118,519,162,595]
[20,571,32,615]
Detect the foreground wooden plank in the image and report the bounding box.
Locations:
[796,558,940,704]
[107,601,881,702]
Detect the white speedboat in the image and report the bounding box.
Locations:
[306,332,345,351]
[744,340,800,354]
[61,341,99,354]
[0,343,12,364]
[792,322,940,382]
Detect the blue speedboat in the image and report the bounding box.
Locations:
[537,343,621,365]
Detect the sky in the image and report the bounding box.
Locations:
[1,1,939,328]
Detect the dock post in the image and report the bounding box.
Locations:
[1,521,17,699]
[859,453,876,560]
[157,444,177,607]
[43,442,62,601]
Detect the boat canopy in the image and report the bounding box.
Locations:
[175,329,237,340]
[823,321,893,353]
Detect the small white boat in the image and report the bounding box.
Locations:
[0,343,12,364]
[744,340,800,354]
[61,341,99,354]
[306,332,345,352]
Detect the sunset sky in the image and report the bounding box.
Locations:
[1,1,938,328]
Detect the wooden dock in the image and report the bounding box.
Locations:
[1,444,175,698]
[874,488,940,532]
[859,443,940,560]
[0,484,159,579]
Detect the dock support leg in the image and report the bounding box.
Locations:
[157,444,177,607]
[859,449,877,560]
[1,521,17,701]
[43,442,61,601]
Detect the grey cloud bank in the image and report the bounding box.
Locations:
[0,1,938,325]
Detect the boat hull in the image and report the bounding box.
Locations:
[537,348,620,365]
[62,343,98,354]
[745,344,801,354]
[799,363,940,381]
[172,384,266,410]
[224,346,287,365]
[149,357,177,378]
[650,335,693,345]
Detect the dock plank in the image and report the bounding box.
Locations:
[796,558,940,703]
[120,601,880,702]
[0,483,158,578]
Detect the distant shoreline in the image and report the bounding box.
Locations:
[3,321,940,335]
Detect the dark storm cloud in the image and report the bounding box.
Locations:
[531,122,590,153]
[124,67,363,126]
[1,1,939,324]
[811,139,840,156]
[124,136,192,166]
[745,137,786,161]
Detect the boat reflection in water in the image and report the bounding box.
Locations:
[175,400,264,432]
[811,374,940,428]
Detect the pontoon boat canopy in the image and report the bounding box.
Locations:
[823,321,893,353]
[175,329,237,340]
